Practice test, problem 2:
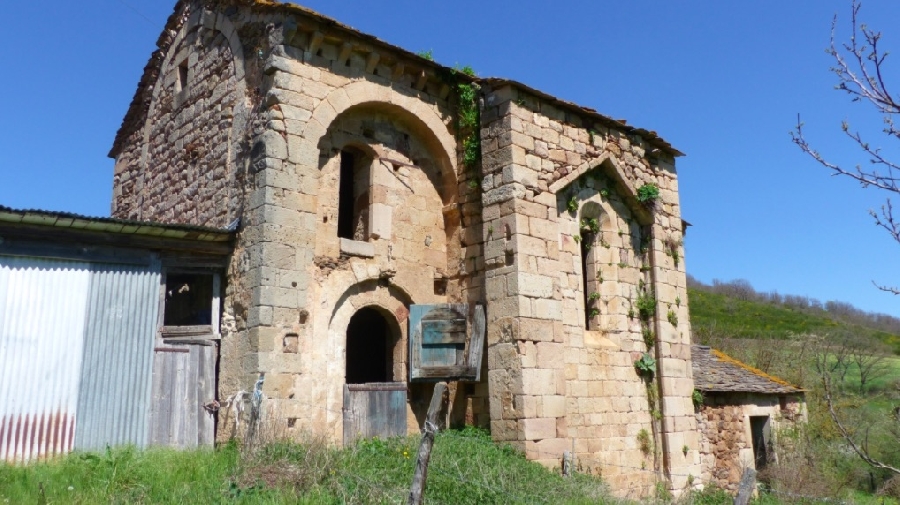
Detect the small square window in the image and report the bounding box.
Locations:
[160,271,219,339]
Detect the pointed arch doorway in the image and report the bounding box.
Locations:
[342,306,407,444]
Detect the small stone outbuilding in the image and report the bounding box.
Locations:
[692,345,805,493]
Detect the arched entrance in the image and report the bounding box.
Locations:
[342,306,406,443]
[345,306,393,384]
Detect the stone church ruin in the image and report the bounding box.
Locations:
[97,0,745,497]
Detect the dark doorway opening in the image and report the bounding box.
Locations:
[346,307,393,384]
[750,415,770,470]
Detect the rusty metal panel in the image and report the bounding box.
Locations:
[0,256,91,462]
[74,261,160,451]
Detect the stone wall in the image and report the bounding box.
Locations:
[696,393,804,493]
[479,82,700,496]
[111,6,249,228]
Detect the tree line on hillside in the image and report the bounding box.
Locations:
[687,275,900,337]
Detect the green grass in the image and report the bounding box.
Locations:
[0,428,615,505]
[688,288,900,351]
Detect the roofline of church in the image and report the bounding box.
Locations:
[109,0,682,159]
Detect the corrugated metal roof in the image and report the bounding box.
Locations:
[0,206,233,242]
[691,345,804,394]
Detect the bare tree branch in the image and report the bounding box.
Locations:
[822,372,900,474]
[791,0,900,296]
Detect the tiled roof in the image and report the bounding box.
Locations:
[691,345,803,394]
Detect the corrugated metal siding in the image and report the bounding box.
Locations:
[74,262,160,451]
[0,256,91,462]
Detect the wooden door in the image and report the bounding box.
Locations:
[342,383,407,444]
[149,341,217,448]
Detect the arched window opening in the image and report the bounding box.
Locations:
[581,231,593,329]
[346,307,394,384]
[579,202,603,331]
[337,150,357,239]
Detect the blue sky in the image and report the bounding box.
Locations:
[1,1,898,318]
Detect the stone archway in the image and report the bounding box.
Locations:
[345,306,396,384]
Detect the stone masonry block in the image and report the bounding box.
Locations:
[536,342,565,368]
[510,272,553,298]
[522,368,556,396]
[368,202,392,240]
[541,395,566,418]
[522,417,556,441]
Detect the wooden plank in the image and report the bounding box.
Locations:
[343,384,356,444]
[197,344,215,446]
[154,347,190,353]
[408,382,448,505]
[413,366,477,380]
[185,346,199,448]
[421,320,466,344]
[467,305,486,383]
[734,467,757,505]
[347,382,406,392]
[160,325,214,337]
[211,273,221,335]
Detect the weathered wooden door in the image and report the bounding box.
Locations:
[148,341,217,448]
[342,383,407,444]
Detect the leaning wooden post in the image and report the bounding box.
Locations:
[408,381,449,505]
[734,467,757,505]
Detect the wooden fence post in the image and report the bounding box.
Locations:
[734,467,757,505]
[408,382,448,505]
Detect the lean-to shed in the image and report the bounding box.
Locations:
[0,206,232,462]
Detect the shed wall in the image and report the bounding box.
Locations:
[0,257,90,462]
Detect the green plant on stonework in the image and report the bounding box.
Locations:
[589,308,600,319]
[636,291,656,320]
[667,309,678,327]
[417,49,434,61]
[587,292,600,302]
[572,234,581,244]
[682,445,689,455]
[692,389,704,407]
[455,79,481,175]
[637,428,653,455]
[617,261,627,268]
[452,64,476,77]
[675,295,681,307]
[634,352,656,377]
[567,195,579,214]
[642,327,655,348]
[580,217,600,234]
[636,183,660,203]
[600,187,610,197]
[627,307,635,319]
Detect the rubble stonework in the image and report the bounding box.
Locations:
[109,0,701,497]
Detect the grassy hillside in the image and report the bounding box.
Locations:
[688,287,900,353]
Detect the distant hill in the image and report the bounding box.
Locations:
[687,276,900,353]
